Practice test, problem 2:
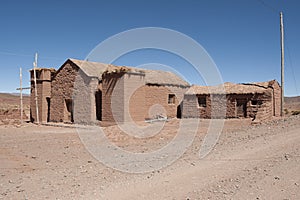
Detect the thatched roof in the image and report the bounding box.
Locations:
[69,59,109,79]
[186,81,277,95]
[143,70,189,87]
[68,59,189,87]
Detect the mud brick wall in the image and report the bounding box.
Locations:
[125,73,146,122]
[102,72,125,124]
[50,61,97,124]
[103,72,188,123]
[73,72,98,124]
[182,95,197,118]
[272,82,281,117]
[50,62,77,122]
[144,85,188,119]
[183,93,274,120]
[210,94,227,118]
[253,92,273,121]
[30,69,52,123]
[182,94,211,118]
[226,95,237,118]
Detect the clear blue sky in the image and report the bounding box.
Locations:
[0,0,299,96]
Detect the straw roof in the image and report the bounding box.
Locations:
[143,70,189,87]
[186,81,275,95]
[67,59,189,87]
[69,59,109,79]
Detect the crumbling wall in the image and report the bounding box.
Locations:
[272,81,281,117]
[251,92,273,121]
[182,92,274,121]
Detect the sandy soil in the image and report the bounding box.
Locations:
[0,93,30,124]
[0,116,299,199]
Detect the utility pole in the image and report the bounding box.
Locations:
[16,69,30,124]
[33,53,39,123]
[20,68,23,124]
[280,12,284,117]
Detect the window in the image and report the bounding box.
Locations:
[198,96,206,107]
[251,100,262,106]
[35,71,41,79]
[168,94,176,104]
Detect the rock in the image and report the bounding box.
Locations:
[284,154,289,160]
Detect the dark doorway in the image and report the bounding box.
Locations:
[236,99,247,118]
[64,99,74,123]
[95,90,102,121]
[177,103,182,118]
[46,97,50,122]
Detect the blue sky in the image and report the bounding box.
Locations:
[0,0,299,96]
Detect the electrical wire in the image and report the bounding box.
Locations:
[285,33,299,96]
[0,50,65,61]
[257,0,279,13]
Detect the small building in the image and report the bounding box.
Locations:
[30,59,190,125]
[30,68,56,123]
[182,80,281,121]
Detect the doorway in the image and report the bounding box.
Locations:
[95,90,102,121]
[64,99,74,123]
[46,97,50,122]
[236,99,247,118]
[176,103,182,118]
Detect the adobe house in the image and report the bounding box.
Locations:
[182,80,281,121]
[30,58,190,125]
[101,65,190,125]
[30,68,56,123]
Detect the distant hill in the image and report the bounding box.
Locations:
[285,96,300,115]
[0,93,30,122]
[0,93,30,108]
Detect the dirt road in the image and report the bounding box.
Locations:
[0,116,299,199]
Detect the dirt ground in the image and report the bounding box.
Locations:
[0,115,299,199]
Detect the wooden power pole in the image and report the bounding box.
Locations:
[20,68,23,124]
[16,68,30,124]
[33,53,40,123]
[280,12,285,117]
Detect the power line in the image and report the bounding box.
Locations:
[285,36,299,96]
[257,0,279,13]
[0,50,65,61]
